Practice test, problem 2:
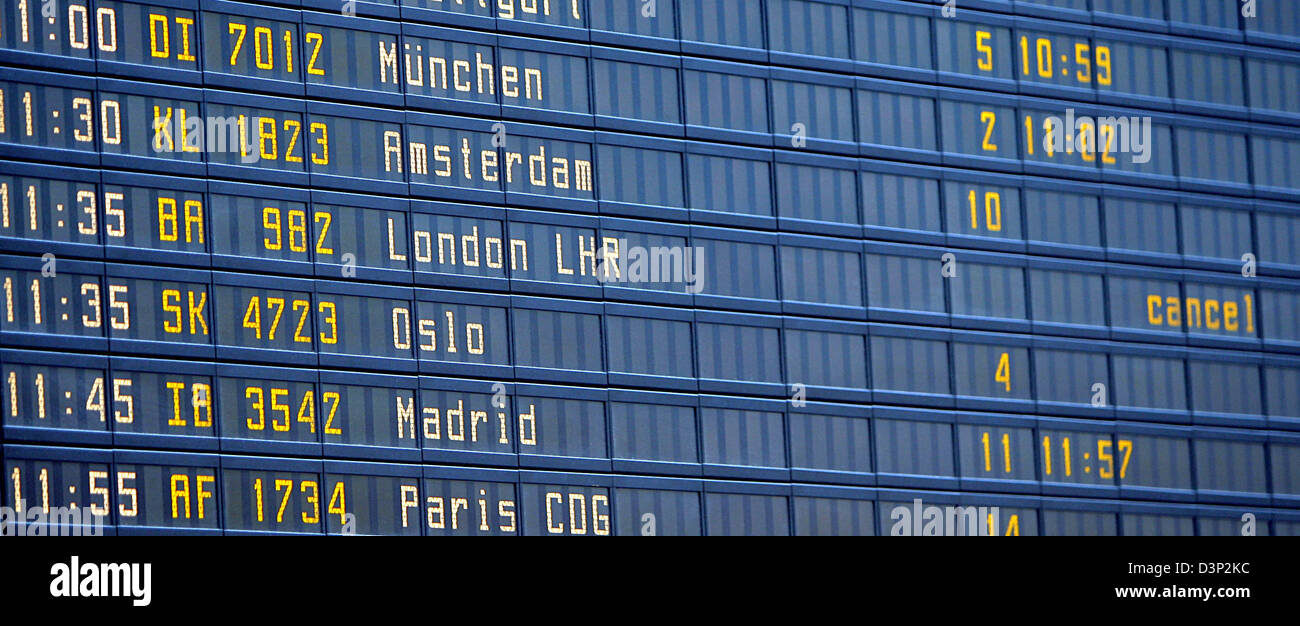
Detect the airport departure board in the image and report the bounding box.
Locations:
[1,0,1300,536]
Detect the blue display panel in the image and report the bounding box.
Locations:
[1,0,1298,535]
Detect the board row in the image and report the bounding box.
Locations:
[4,0,1299,126]
[6,348,1300,503]
[3,444,1299,535]
[6,158,1300,280]
[3,66,1300,204]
